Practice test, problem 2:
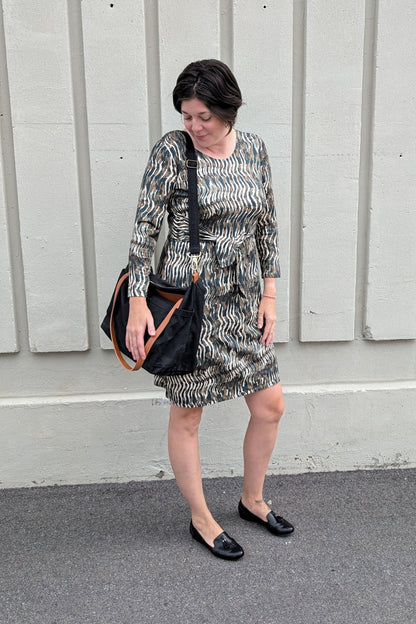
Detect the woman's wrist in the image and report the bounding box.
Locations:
[129,296,148,309]
[263,277,276,297]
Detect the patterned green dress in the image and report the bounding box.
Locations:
[128,129,280,408]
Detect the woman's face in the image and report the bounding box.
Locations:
[181,98,229,150]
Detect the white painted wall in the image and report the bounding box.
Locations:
[0,0,415,488]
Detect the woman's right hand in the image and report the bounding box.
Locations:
[125,297,155,362]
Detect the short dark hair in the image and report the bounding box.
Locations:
[172,59,243,131]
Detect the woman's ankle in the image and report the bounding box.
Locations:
[191,510,215,528]
[241,494,271,519]
[190,514,223,547]
[241,492,264,508]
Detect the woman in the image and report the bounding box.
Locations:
[126,59,293,560]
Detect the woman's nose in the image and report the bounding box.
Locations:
[190,119,203,132]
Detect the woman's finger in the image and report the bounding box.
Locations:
[136,333,146,361]
[261,314,276,345]
[126,326,144,361]
[257,307,264,329]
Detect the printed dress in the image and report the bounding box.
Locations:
[128,129,280,408]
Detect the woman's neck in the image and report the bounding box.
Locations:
[194,129,237,160]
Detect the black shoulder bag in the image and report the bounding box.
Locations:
[101,131,205,375]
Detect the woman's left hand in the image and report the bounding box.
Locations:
[257,296,277,346]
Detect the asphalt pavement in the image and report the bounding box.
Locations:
[1,468,415,624]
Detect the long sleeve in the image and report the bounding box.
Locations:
[255,139,281,279]
[128,135,179,297]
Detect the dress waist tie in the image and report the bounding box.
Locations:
[199,230,257,296]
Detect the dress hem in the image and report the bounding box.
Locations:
[154,366,280,409]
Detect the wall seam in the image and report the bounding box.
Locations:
[290,0,306,343]
[2,377,416,407]
[0,0,29,352]
[144,0,165,262]
[355,0,379,341]
[220,0,234,68]
[144,0,162,148]
[66,0,100,349]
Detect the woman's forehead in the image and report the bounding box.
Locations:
[181,98,210,114]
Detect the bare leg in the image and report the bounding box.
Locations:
[242,383,285,521]
[168,403,223,547]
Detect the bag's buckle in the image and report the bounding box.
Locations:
[186,159,198,169]
[188,253,200,273]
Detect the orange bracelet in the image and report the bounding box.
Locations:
[262,293,276,299]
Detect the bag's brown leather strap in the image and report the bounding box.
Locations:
[109,272,185,372]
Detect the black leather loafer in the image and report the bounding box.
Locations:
[238,499,294,536]
[189,521,244,560]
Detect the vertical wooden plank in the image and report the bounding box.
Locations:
[158,0,220,132]
[0,155,18,352]
[3,0,88,352]
[81,0,149,348]
[364,0,416,340]
[300,0,364,342]
[234,0,292,343]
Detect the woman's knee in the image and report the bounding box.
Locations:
[274,395,285,421]
[271,389,284,416]
[245,384,285,424]
[261,398,284,425]
[169,404,203,435]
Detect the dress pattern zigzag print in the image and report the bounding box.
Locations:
[129,130,280,407]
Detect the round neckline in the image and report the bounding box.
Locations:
[193,129,240,162]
